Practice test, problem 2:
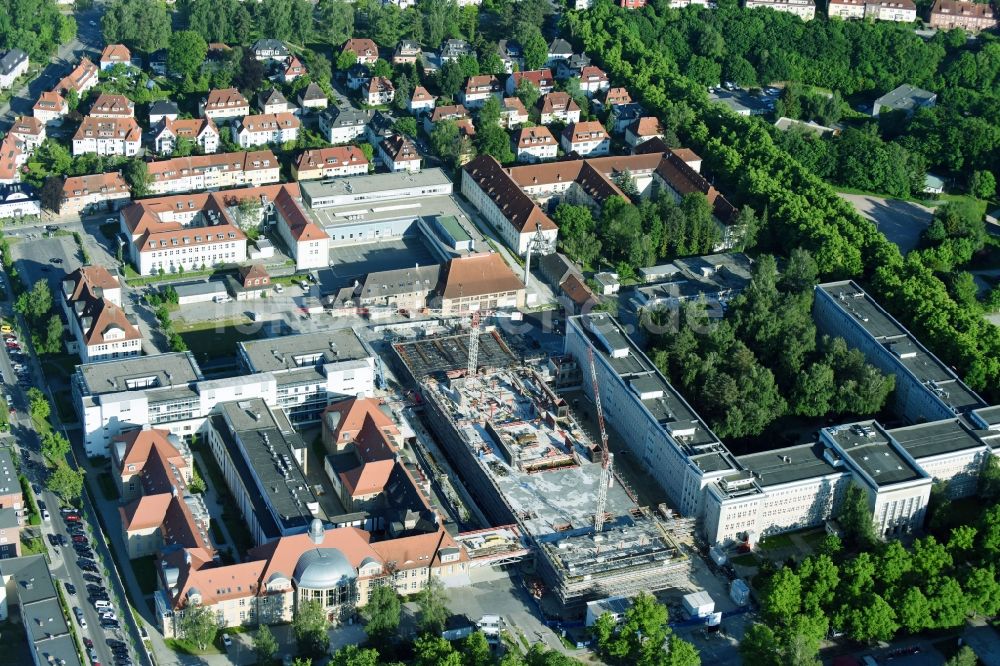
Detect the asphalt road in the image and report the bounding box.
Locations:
[0,5,105,129]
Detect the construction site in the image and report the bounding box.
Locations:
[393,328,690,609]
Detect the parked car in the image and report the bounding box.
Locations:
[65,583,76,595]
[83,637,93,649]
[65,513,81,522]
[222,634,233,648]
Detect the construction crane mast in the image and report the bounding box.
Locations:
[466,310,481,387]
[588,346,613,533]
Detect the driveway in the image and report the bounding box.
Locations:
[838,193,934,254]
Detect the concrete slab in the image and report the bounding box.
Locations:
[838,193,933,254]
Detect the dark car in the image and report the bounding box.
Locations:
[79,562,98,573]
[101,620,120,629]
[57,534,68,546]
[106,640,125,649]
[84,574,102,583]
[48,534,60,547]
[65,583,76,595]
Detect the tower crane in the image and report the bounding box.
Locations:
[588,346,613,533]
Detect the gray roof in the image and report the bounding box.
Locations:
[252,39,289,55]
[874,84,936,113]
[149,100,178,116]
[825,422,924,487]
[736,442,845,488]
[0,555,83,666]
[888,419,987,461]
[0,182,37,204]
[322,105,367,128]
[299,82,326,102]
[441,39,472,58]
[293,547,357,588]
[76,352,203,396]
[548,38,573,56]
[239,329,369,374]
[0,49,27,76]
[259,88,288,108]
[0,506,17,529]
[0,447,17,495]
[334,264,442,304]
[173,280,228,298]
[300,167,451,201]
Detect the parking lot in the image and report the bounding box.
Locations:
[324,235,441,283]
[10,234,81,293]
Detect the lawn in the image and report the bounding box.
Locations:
[20,536,45,556]
[96,472,119,501]
[800,530,829,550]
[757,533,795,552]
[194,449,255,556]
[131,555,159,594]
[165,638,223,655]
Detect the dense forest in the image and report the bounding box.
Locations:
[564,0,1000,402]
[0,0,76,61]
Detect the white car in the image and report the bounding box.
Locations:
[222,634,233,648]
[100,611,117,621]
[274,283,284,294]
[213,295,233,304]
[42,509,50,521]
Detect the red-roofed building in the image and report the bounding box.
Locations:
[61,171,131,215]
[33,91,67,125]
[72,116,141,157]
[437,252,526,314]
[292,146,369,181]
[8,116,45,151]
[100,44,132,71]
[578,65,610,96]
[626,117,664,149]
[271,184,330,270]
[459,75,502,108]
[341,38,379,64]
[506,69,555,96]
[561,121,610,157]
[54,58,98,95]
[514,126,558,163]
[283,55,306,83]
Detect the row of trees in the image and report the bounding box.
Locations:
[742,469,1000,664]
[564,0,1000,403]
[25,386,85,502]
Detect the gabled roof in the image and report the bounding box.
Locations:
[62,265,119,303]
[341,459,395,497]
[512,69,554,89]
[502,97,528,116]
[380,134,420,163]
[238,263,269,286]
[237,112,300,133]
[117,427,183,469]
[561,273,597,307]
[273,185,327,242]
[258,88,289,109]
[630,116,663,137]
[462,155,557,233]
[204,88,249,110]
[548,38,573,56]
[62,172,129,200]
[100,44,131,63]
[411,86,437,105]
[539,92,579,115]
[73,296,142,347]
[370,527,469,571]
[33,91,66,114]
[439,252,524,300]
[323,398,400,461]
[90,93,134,116]
[73,116,142,143]
[55,58,97,94]
[121,494,171,530]
[515,126,557,148]
[294,145,368,173]
[298,82,326,102]
[368,76,394,95]
[9,115,43,137]
[429,104,469,123]
[157,117,217,141]
[342,38,379,58]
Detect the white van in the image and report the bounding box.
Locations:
[213,295,233,304]
[94,600,112,609]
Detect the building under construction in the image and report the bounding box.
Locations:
[394,331,689,608]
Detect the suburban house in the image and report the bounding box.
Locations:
[342,38,380,65]
[928,0,998,30]
[378,135,421,173]
[0,182,41,219]
[252,39,290,62]
[393,40,422,65]
[827,0,917,20]
[60,172,131,215]
[62,267,142,363]
[229,264,272,300]
[90,93,135,118]
[546,38,574,66]
[409,86,438,114]
[625,117,664,149]
[578,66,611,96]
[500,97,529,129]
[539,92,581,125]
[232,113,301,148]
[365,110,395,146]
[201,88,251,123]
[148,100,179,125]
[319,106,368,144]
[153,117,220,155]
[440,39,474,62]
[54,57,98,95]
[0,136,23,185]
[146,150,280,195]
[33,91,67,125]
[293,146,370,180]
[0,49,28,89]
[459,75,502,108]
[461,155,559,254]
[9,116,45,152]
[514,126,558,163]
[556,54,592,81]
[497,39,524,73]
[506,69,555,95]
[597,87,633,111]
[283,56,306,83]
[367,77,395,105]
[298,83,328,111]
[100,44,131,70]
[270,185,331,270]
[258,88,293,115]
[872,84,937,117]
[423,104,470,134]
[437,252,526,315]
[743,0,817,19]
[561,121,611,157]
[72,116,142,157]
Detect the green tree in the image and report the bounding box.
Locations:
[253,625,279,665]
[979,454,1000,502]
[27,388,50,423]
[123,159,151,198]
[41,431,71,463]
[178,604,218,650]
[521,26,548,71]
[337,49,359,72]
[969,170,996,199]
[515,79,540,112]
[47,462,85,501]
[102,0,171,53]
[898,587,932,634]
[16,280,53,322]
[293,599,330,657]
[554,204,601,268]
[739,624,782,666]
[330,645,380,666]
[168,31,208,79]
[414,634,461,666]
[838,483,876,549]
[416,577,449,636]
[314,0,355,46]
[598,592,671,666]
[846,593,898,644]
[945,647,979,666]
[475,123,515,165]
[461,631,494,666]
[363,585,401,642]
[430,120,464,169]
[666,635,700,666]
[394,117,419,138]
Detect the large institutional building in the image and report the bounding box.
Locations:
[563,281,998,548]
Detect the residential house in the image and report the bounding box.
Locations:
[89,93,135,118]
[437,252,526,314]
[539,92,581,125]
[61,172,131,215]
[497,40,524,74]
[506,69,555,96]
[283,56,306,83]
[146,150,280,195]
[367,77,395,106]
[500,97,529,129]
[872,84,937,117]
[230,264,271,301]
[459,75,502,108]
[409,86,438,115]
[423,104,471,134]
[538,252,581,292]
[612,103,647,133]
[33,91,67,125]
[63,282,142,363]
[546,39,574,67]
[153,117,220,155]
[862,0,918,21]
[620,0,647,8]
[258,88,293,115]
[594,271,621,295]
[597,87,633,112]
[0,447,24,540]
[342,38,380,65]
[560,273,598,312]
[514,126,558,163]
[201,88,251,123]
[365,110,395,146]
[626,117,664,149]
[440,39,474,63]
[292,146,370,181]
[330,265,442,312]
[252,39,290,62]
[0,49,28,89]
[393,40,421,66]
[232,113,301,148]
[100,44,131,71]
[319,106,368,144]
[555,53,592,81]
[562,122,610,157]
[148,100,179,125]
[743,0,817,19]
[346,64,372,91]
[298,83,328,111]
[928,0,996,29]
[0,183,41,219]
[461,156,558,254]
[577,66,610,97]
[378,135,421,173]
[54,57,98,96]
[9,116,45,152]
[148,50,167,75]
[72,116,142,157]
[0,136,24,185]
[270,185,331,270]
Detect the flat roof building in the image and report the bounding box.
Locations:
[872,84,936,117]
